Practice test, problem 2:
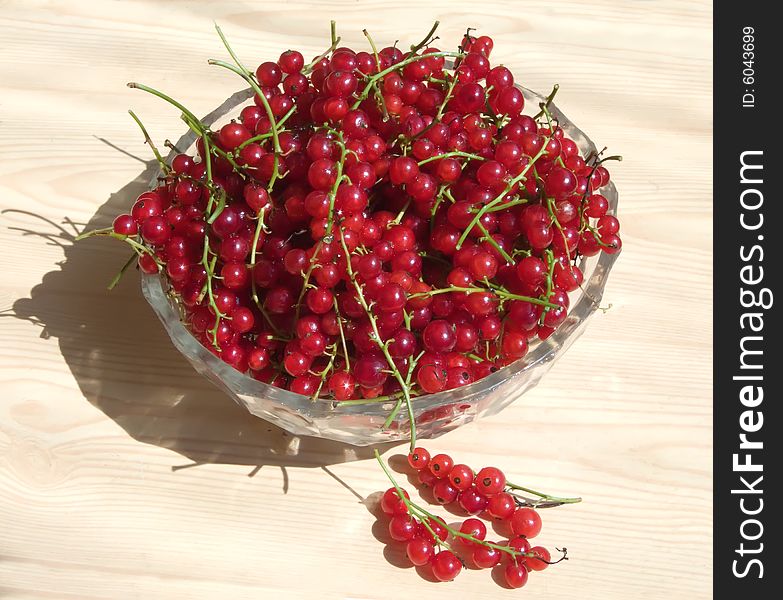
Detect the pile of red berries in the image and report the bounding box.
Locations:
[82,22,620,407]
[376,447,574,587]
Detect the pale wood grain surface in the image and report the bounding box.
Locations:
[0,1,712,598]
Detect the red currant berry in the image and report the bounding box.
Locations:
[487,492,516,520]
[472,544,502,568]
[431,550,462,582]
[381,487,410,516]
[475,466,506,496]
[448,464,474,491]
[433,478,459,505]
[428,453,454,478]
[510,507,542,538]
[458,486,489,515]
[113,214,137,236]
[504,562,529,588]
[526,546,551,571]
[407,447,431,471]
[458,517,487,547]
[406,537,435,566]
[389,516,417,541]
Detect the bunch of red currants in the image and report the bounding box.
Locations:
[377,446,574,587]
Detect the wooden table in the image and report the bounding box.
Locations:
[0,1,712,598]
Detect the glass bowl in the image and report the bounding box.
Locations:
[140,84,620,446]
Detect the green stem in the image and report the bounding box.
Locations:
[208,58,282,190]
[417,150,484,166]
[533,83,560,120]
[408,284,560,309]
[235,104,297,151]
[107,252,137,290]
[506,481,582,505]
[374,450,537,559]
[340,231,417,451]
[303,35,342,75]
[127,83,204,133]
[336,391,407,406]
[249,207,284,337]
[127,110,168,173]
[352,51,463,110]
[363,28,381,72]
[333,297,351,372]
[456,137,551,250]
[538,249,556,325]
[484,197,528,213]
[410,20,439,54]
[476,221,514,264]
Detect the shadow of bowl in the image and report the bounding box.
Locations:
[5,153,398,476]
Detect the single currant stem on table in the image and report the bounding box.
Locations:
[352,51,465,110]
[374,450,543,560]
[330,19,337,47]
[408,284,561,310]
[339,230,417,451]
[127,110,168,174]
[410,20,439,54]
[74,226,112,241]
[533,83,560,120]
[107,252,138,290]
[596,154,623,166]
[416,150,485,166]
[456,134,553,250]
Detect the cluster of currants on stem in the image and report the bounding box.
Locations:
[78,21,621,426]
[375,447,577,587]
